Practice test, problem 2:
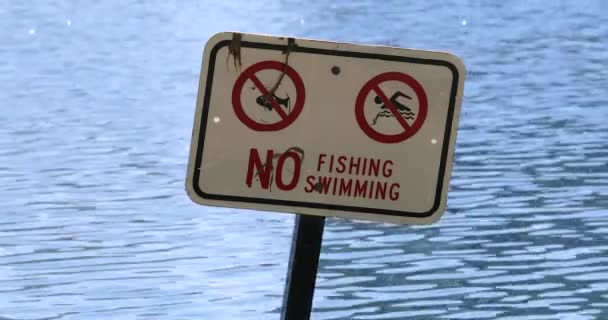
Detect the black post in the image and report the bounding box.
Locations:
[281,214,326,320]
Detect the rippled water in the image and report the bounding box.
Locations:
[1,1,607,319]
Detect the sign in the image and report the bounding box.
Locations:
[186,32,466,224]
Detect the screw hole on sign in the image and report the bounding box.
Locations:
[232,61,306,132]
[355,72,428,144]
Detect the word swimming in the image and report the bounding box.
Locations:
[304,176,400,201]
[303,153,400,201]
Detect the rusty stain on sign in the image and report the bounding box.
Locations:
[227,33,242,70]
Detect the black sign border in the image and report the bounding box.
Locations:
[192,39,460,219]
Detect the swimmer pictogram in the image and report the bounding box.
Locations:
[355,72,428,144]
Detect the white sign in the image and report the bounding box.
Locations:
[186,32,466,224]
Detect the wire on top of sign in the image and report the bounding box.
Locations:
[227,33,297,101]
[264,37,297,104]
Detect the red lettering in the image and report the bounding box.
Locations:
[382,160,393,178]
[354,180,368,198]
[349,157,361,175]
[319,176,332,194]
[369,159,380,177]
[375,182,387,199]
[304,175,315,193]
[276,151,301,191]
[336,156,347,173]
[389,183,400,201]
[246,148,273,189]
[339,178,353,196]
[317,154,326,172]
[332,176,338,195]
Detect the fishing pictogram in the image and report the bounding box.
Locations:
[232,60,305,132]
[256,93,291,113]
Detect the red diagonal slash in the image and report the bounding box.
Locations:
[372,85,411,131]
[249,74,288,120]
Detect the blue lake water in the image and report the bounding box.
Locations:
[1,1,607,319]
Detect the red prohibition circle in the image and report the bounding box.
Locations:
[355,72,428,144]
[232,61,306,131]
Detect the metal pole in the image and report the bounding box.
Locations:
[281,214,326,320]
